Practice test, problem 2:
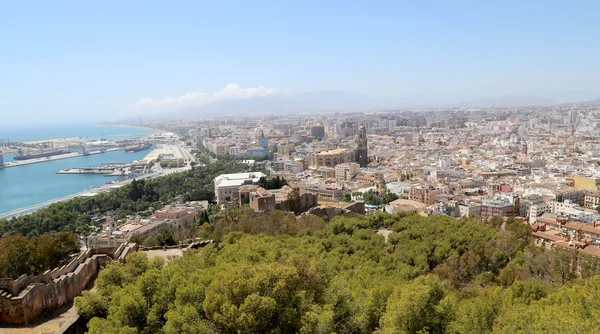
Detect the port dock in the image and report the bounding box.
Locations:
[0,148,122,169]
[57,163,130,176]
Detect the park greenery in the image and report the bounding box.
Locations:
[256,175,288,190]
[75,211,600,333]
[0,159,248,238]
[0,158,247,279]
[342,189,399,205]
[0,232,80,279]
[140,231,177,248]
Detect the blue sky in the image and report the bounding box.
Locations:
[1,1,600,124]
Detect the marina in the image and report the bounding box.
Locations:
[0,148,122,168]
[57,162,130,176]
[0,124,160,216]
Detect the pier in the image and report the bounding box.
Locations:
[0,148,121,169]
[57,163,130,176]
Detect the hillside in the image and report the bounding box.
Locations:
[75,211,600,333]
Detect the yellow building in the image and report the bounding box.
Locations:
[310,148,355,168]
[573,175,599,190]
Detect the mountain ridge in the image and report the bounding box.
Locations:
[170,92,561,118]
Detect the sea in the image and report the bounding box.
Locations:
[0,124,155,216]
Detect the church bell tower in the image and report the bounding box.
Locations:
[355,125,368,167]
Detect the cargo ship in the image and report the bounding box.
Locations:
[125,143,152,153]
[13,148,71,161]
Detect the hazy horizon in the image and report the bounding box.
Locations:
[2,1,600,125]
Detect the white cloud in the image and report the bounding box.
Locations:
[132,83,277,109]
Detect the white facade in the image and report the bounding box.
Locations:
[459,203,480,217]
[335,162,361,181]
[284,161,304,174]
[529,203,550,223]
[549,200,600,223]
[214,172,266,202]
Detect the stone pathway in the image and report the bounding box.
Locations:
[0,302,77,334]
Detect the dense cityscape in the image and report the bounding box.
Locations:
[4,1,600,333]
[4,104,600,332]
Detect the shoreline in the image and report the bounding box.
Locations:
[0,164,191,220]
[0,142,192,219]
[97,123,159,133]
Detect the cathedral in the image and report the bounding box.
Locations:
[309,125,369,168]
[355,125,368,167]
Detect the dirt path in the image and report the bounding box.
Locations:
[376,228,393,243]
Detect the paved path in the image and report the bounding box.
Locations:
[0,302,77,334]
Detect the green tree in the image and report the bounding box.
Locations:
[380,275,447,333]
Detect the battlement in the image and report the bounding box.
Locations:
[0,243,136,324]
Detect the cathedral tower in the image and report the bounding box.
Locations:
[355,125,368,167]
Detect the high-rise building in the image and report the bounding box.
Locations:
[355,125,368,167]
[570,109,578,124]
[311,124,325,139]
[338,121,357,137]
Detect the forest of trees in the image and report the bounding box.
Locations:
[0,159,248,238]
[75,212,600,333]
[0,232,80,278]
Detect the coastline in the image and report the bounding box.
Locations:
[0,140,193,218]
[0,165,191,220]
[97,123,159,133]
[0,124,168,216]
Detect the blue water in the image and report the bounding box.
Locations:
[0,123,152,142]
[0,124,155,215]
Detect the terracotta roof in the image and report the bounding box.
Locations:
[532,231,565,242]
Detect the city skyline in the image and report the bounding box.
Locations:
[3,1,600,124]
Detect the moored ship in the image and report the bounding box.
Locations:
[125,142,152,153]
[14,148,71,161]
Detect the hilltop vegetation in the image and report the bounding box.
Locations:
[76,212,600,333]
[0,232,80,279]
[0,159,248,237]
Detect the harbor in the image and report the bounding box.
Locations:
[0,124,171,216]
[0,148,123,169]
[0,144,192,219]
[0,121,190,218]
[0,138,193,218]
[0,135,162,169]
[57,162,131,176]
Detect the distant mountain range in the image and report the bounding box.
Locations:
[584,97,600,104]
[444,96,556,108]
[172,91,406,118]
[169,92,570,118]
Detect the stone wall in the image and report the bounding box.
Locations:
[0,243,136,324]
[308,201,365,219]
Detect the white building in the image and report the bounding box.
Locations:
[214,172,266,202]
[228,146,243,156]
[549,200,600,223]
[458,199,481,218]
[284,161,304,174]
[529,203,551,223]
[335,162,361,181]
